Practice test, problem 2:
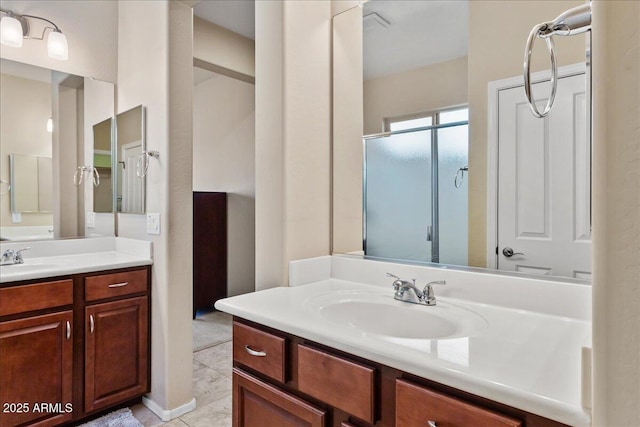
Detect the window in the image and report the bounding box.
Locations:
[385,107,468,132]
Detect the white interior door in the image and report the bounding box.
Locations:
[497,73,591,279]
[121,141,144,213]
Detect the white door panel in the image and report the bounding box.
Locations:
[498,73,591,278]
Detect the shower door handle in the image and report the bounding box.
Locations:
[426,226,432,242]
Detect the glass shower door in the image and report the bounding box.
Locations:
[364,129,432,263]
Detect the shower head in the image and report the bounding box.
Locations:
[539,3,591,38]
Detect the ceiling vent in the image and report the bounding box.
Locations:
[363,12,390,31]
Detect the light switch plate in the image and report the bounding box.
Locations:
[11,212,21,223]
[86,212,96,229]
[146,213,161,235]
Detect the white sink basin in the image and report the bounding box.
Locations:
[305,290,487,340]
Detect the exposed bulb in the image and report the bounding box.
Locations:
[47,30,68,60]
[47,117,53,133]
[0,15,24,48]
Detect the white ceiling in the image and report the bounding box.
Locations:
[364,0,468,80]
[193,0,255,40]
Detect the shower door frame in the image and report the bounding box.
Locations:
[363,117,469,264]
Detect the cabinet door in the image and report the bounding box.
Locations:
[85,296,148,413]
[0,311,73,427]
[233,368,325,427]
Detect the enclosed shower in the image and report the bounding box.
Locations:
[364,108,469,265]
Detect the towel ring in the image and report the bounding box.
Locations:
[0,178,10,195]
[523,23,558,118]
[136,150,160,178]
[454,166,468,189]
[73,166,100,187]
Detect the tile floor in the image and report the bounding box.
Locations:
[131,311,233,427]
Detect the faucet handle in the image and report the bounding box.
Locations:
[422,280,446,305]
[14,247,31,263]
[386,272,400,279]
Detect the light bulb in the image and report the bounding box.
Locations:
[47,30,68,60]
[0,15,24,48]
[47,117,53,133]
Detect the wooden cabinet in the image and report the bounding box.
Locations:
[396,379,521,427]
[233,368,325,427]
[0,266,150,427]
[193,191,227,317]
[84,296,148,413]
[0,311,73,427]
[232,318,572,427]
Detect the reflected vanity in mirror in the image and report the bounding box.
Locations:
[0,58,115,241]
[332,1,591,281]
[115,105,146,214]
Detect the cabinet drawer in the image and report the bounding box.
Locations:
[0,279,73,316]
[298,344,376,424]
[233,368,325,427]
[85,269,148,302]
[233,322,286,383]
[396,379,522,427]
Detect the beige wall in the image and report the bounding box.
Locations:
[193,17,255,83]
[117,0,194,416]
[364,56,468,135]
[467,0,586,267]
[193,73,255,297]
[255,1,332,290]
[0,73,53,227]
[591,1,640,425]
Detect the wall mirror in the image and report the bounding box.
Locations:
[0,58,115,241]
[115,105,146,214]
[332,0,591,281]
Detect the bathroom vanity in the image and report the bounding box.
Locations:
[0,238,152,427]
[216,255,592,427]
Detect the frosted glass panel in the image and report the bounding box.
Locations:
[437,125,468,265]
[365,129,432,262]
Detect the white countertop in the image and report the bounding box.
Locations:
[216,279,591,427]
[0,237,152,283]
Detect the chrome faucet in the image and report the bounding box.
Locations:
[1,247,31,265]
[387,273,446,306]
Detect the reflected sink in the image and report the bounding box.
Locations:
[305,291,487,340]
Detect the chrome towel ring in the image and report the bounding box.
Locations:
[523,3,591,118]
[136,150,160,178]
[73,166,100,187]
[454,166,468,189]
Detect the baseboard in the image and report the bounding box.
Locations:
[142,396,196,421]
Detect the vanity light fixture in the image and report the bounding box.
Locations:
[46,117,53,133]
[0,9,68,60]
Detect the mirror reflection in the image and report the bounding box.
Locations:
[93,118,113,213]
[115,105,146,214]
[0,58,115,241]
[333,0,591,280]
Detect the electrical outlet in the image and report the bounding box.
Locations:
[86,212,96,228]
[11,212,21,223]
[146,213,161,235]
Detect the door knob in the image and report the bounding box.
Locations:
[502,247,524,258]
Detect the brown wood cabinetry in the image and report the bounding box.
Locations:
[0,266,151,427]
[232,318,571,427]
[85,296,148,413]
[233,368,325,427]
[0,311,74,427]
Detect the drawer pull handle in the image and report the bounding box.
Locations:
[108,282,129,288]
[66,321,71,340]
[428,422,437,427]
[245,345,267,357]
[89,314,95,334]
